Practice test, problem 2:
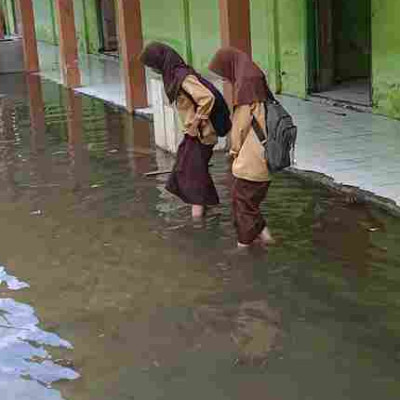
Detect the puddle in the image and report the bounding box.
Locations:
[0,75,399,399]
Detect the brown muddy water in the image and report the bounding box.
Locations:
[0,75,400,400]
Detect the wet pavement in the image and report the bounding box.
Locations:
[1,74,400,400]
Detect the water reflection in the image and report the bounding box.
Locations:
[0,74,398,399]
[0,266,79,400]
[0,97,18,201]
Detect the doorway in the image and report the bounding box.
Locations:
[97,0,118,57]
[308,0,372,106]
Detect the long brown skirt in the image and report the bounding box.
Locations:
[232,177,270,245]
[166,135,219,206]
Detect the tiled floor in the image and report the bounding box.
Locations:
[37,42,127,108]
[36,42,400,206]
[281,96,400,206]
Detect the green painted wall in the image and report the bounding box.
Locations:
[32,0,57,44]
[81,0,101,54]
[187,0,220,73]
[74,0,90,54]
[142,0,189,61]
[2,0,15,35]
[4,0,399,120]
[372,0,400,119]
[265,0,281,93]
[250,0,269,71]
[277,0,307,97]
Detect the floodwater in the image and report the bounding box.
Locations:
[0,74,400,400]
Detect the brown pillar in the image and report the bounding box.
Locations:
[65,90,91,192]
[17,0,40,72]
[116,0,148,112]
[27,75,53,189]
[218,0,252,104]
[66,90,83,148]
[219,0,252,54]
[55,0,81,88]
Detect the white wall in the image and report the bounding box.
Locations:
[147,75,227,154]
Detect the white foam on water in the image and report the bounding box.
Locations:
[0,266,79,399]
[0,266,30,291]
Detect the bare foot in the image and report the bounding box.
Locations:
[192,204,204,220]
[257,227,276,246]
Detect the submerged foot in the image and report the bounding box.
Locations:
[256,227,276,246]
[191,204,205,220]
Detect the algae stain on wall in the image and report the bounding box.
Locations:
[82,0,101,54]
[32,0,57,44]
[372,0,400,119]
[74,0,89,54]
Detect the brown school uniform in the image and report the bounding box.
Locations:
[230,102,270,244]
[230,102,269,182]
[209,46,272,245]
[166,75,220,206]
[176,75,218,146]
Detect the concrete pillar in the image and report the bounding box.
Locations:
[115,0,147,112]
[55,0,81,88]
[218,0,252,104]
[17,0,39,72]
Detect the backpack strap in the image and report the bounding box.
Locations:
[251,114,267,147]
[266,85,277,103]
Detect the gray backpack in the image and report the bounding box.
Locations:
[251,91,297,173]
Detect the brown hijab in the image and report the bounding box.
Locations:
[140,42,196,104]
[209,47,269,106]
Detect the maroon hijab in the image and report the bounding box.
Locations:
[140,42,196,104]
[209,47,269,106]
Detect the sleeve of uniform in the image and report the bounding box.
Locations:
[181,75,215,122]
[229,104,253,158]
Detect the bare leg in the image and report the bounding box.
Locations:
[257,226,276,245]
[192,204,205,219]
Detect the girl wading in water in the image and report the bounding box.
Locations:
[140,42,220,220]
[209,47,275,248]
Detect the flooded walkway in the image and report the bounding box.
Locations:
[36,41,400,208]
[0,75,400,400]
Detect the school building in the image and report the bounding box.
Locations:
[1,0,399,120]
